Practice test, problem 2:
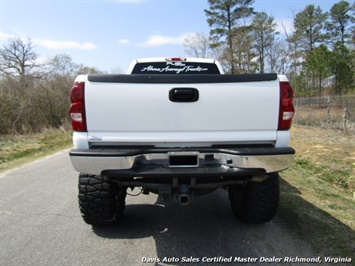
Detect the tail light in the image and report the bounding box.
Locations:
[69,81,87,132]
[278,81,295,130]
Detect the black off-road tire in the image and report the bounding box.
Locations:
[228,173,280,224]
[78,174,126,226]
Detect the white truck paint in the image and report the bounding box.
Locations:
[69,58,295,226]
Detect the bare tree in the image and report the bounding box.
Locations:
[0,38,39,76]
[0,38,109,134]
[267,40,290,74]
[47,54,80,77]
[76,65,106,75]
[183,33,211,58]
[110,66,123,74]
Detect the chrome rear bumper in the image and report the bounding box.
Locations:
[69,147,295,176]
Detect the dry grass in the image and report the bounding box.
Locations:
[294,107,355,135]
[280,125,355,257]
[0,128,72,173]
[289,125,354,190]
[294,95,355,135]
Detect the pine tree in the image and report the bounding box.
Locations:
[327,0,354,45]
[294,4,328,52]
[331,42,353,94]
[304,44,332,98]
[252,12,279,73]
[205,0,254,73]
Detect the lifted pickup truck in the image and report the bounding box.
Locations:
[69,57,295,225]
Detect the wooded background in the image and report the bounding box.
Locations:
[1,0,354,135]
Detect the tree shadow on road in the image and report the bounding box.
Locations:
[93,189,256,263]
[90,177,355,265]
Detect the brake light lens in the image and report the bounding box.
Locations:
[165,57,187,61]
[69,82,87,132]
[278,81,295,130]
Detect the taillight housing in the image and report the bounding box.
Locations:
[69,81,87,132]
[165,57,187,61]
[278,81,295,130]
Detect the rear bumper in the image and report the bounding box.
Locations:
[69,147,295,177]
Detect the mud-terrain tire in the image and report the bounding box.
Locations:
[228,173,279,224]
[78,174,126,225]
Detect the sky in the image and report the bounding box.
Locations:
[1,0,338,73]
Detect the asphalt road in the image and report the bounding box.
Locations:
[0,150,317,266]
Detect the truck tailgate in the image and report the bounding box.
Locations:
[84,74,279,146]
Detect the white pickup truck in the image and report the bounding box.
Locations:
[69,57,295,226]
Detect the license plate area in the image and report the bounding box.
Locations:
[169,153,199,168]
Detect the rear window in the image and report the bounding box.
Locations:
[131,62,220,74]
